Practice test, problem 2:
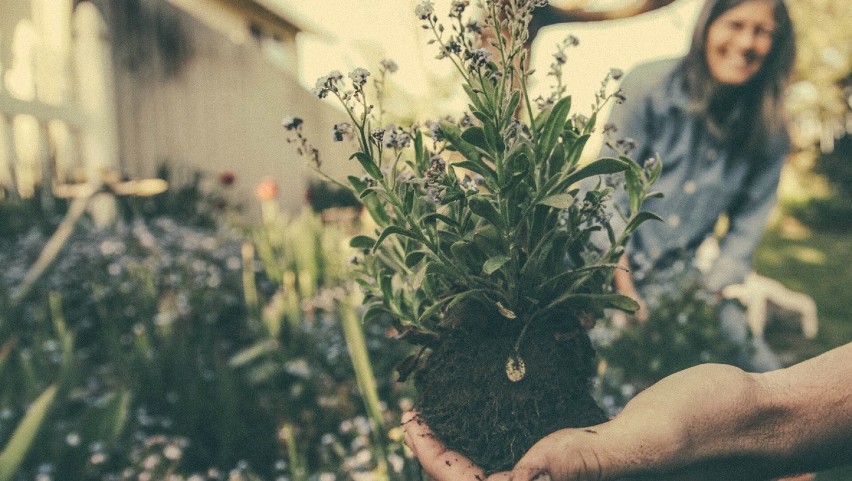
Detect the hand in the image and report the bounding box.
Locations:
[613,255,648,322]
[510,363,810,481]
[402,411,512,481]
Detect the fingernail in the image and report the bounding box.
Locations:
[531,473,552,481]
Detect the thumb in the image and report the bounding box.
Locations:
[511,427,613,481]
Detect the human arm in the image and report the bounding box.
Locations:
[704,145,787,292]
[510,342,852,481]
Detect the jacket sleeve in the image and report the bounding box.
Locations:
[705,141,788,292]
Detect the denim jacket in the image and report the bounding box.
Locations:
[606,58,789,292]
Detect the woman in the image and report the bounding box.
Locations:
[609,0,796,372]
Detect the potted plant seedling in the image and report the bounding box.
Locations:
[284,0,661,473]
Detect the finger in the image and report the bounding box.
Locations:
[402,411,487,481]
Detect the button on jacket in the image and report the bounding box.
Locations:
[606,58,789,292]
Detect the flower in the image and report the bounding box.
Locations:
[333,122,353,142]
[380,59,398,73]
[348,68,370,87]
[465,48,492,69]
[450,0,469,17]
[281,116,303,131]
[312,70,344,99]
[415,0,435,20]
[610,68,624,80]
[255,179,279,201]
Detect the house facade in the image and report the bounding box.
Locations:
[1,0,353,214]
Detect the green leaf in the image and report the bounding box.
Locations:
[461,126,489,151]
[374,225,421,251]
[564,133,590,168]
[546,293,640,312]
[625,168,643,214]
[538,193,574,209]
[559,157,629,191]
[414,130,425,170]
[468,196,504,228]
[363,303,393,324]
[405,251,427,268]
[536,96,572,162]
[380,275,394,303]
[503,90,522,125]
[440,121,481,162]
[0,385,59,481]
[462,84,488,114]
[420,212,458,227]
[483,255,510,275]
[454,160,494,181]
[349,235,376,249]
[624,211,664,234]
[350,151,383,180]
[349,176,389,225]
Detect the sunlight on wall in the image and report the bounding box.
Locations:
[285,0,703,120]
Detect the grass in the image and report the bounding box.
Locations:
[754,220,852,480]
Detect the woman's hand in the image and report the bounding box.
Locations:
[613,254,648,322]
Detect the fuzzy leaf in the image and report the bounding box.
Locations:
[483,255,510,275]
[624,211,664,234]
[538,193,574,210]
[374,226,420,251]
[461,126,489,151]
[405,251,427,268]
[350,151,383,180]
[554,157,630,196]
[468,195,504,228]
[349,235,376,249]
[440,121,481,162]
[503,90,522,125]
[546,293,640,312]
[462,84,488,114]
[537,96,572,161]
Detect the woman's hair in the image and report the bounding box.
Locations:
[681,0,796,155]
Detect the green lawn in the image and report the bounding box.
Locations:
[754,224,852,480]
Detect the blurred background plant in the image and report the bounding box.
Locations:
[0,171,414,481]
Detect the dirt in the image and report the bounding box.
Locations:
[413,303,607,474]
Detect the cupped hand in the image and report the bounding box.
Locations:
[402,411,513,481]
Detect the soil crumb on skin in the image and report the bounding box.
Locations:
[414,306,607,474]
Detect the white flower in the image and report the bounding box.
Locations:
[415,0,434,20]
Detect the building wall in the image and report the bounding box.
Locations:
[108,0,354,216]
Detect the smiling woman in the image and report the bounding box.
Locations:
[608,0,797,372]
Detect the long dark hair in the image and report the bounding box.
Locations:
[681,0,796,155]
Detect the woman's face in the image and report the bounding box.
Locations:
[705,1,777,85]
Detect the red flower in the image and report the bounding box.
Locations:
[255,179,280,201]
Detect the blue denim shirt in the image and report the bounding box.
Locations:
[607,58,789,292]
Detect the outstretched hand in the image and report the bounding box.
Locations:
[403,348,851,481]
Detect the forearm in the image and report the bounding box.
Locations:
[688,343,852,476]
[754,342,852,472]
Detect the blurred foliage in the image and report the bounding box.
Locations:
[786,0,850,151]
[0,179,413,480]
[784,134,852,231]
[595,271,742,414]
